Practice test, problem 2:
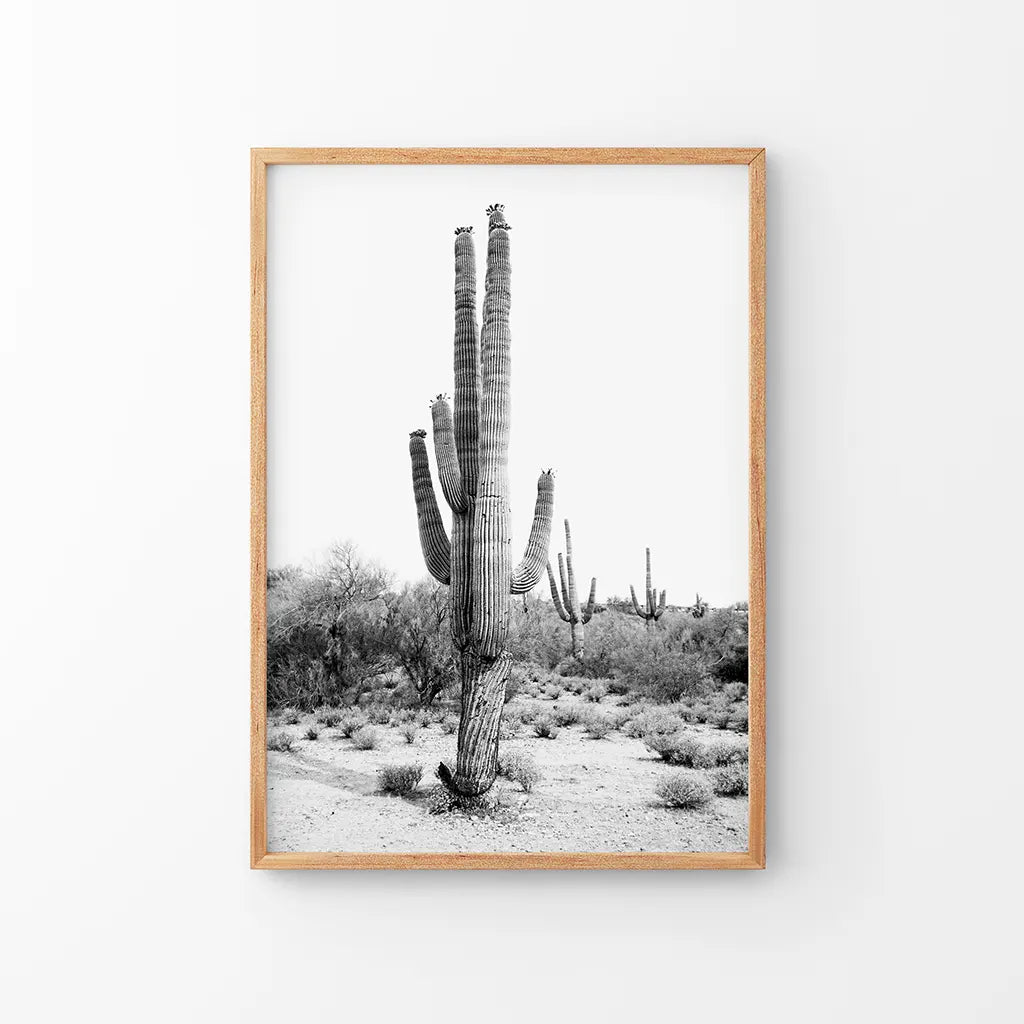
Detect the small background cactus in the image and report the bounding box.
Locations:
[629,547,666,627]
[546,518,597,660]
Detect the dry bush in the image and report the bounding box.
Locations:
[366,704,393,725]
[608,708,632,730]
[498,749,541,792]
[626,709,682,739]
[644,732,696,764]
[655,770,714,809]
[440,714,460,735]
[583,682,608,703]
[532,715,560,739]
[712,764,748,796]
[350,725,382,750]
[303,726,319,741]
[728,706,749,733]
[338,711,367,738]
[552,703,581,727]
[378,763,423,795]
[581,709,614,739]
[517,703,541,725]
[400,723,420,744]
[316,708,342,728]
[543,683,562,700]
[559,676,588,695]
[267,731,294,752]
[697,736,748,767]
[283,709,301,725]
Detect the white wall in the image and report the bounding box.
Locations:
[3,1,1022,1021]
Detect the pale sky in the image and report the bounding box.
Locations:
[267,163,749,606]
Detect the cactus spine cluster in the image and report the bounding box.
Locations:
[546,519,597,660]
[408,205,554,796]
[629,547,667,627]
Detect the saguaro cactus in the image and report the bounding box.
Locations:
[629,547,667,627]
[408,204,554,796]
[688,592,709,618]
[546,518,597,660]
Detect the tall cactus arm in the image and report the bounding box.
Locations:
[473,204,514,656]
[629,585,645,618]
[546,562,570,622]
[556,552,574,622]
[655,590,667,620]
[430,396,467,512]
[582,577,598,624]
[453,227,480,498]
[478,204,512,489]
[562,519,581,628]
[510,470,555,594]
[408,430,451,584]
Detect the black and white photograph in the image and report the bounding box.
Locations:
[261,160,759,856]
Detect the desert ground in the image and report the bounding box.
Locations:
[267,690,748,854]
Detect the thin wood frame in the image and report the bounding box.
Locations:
[251,147,766,870]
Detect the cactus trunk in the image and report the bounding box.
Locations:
[409,206,554,796]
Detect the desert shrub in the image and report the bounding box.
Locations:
[678,703,702,724]
[688,703,711,724]
[366,704,393,725]
[532,715,560,739]
[338,711,367,737]
[709,710,733,730]
[581,710,613,739]
[551,703,581,727]
[517,703,541,725]
[503,665,529,704]
[698,736,749,767]
[554,673,587,692]
[722,681,747,702]
[267,731,294,752]
[350,725,382,750]
[284,709,301,725]
[382,580,455,705]
[607,678,630,695]
[575,613,645,679]
[316,708,341,728]
[607,708,631,730]
[266,543,393,710]
[502,705,526,730]
[655,769,714,809]
[304,726,319,741]
[626,709,681,739]
[583,682,608,703]
[498,749,541,792]
[543,683,562,700]
[498,716,519,741]
[644,732,694,764]
[712,763,749,796]
[728,706,749,733]
[441,714,460,735]
[378,763,423,795]
[400,723,420,744]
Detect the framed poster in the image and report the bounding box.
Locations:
[251,148,765,869]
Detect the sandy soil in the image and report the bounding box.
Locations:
[267,698,749,854]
